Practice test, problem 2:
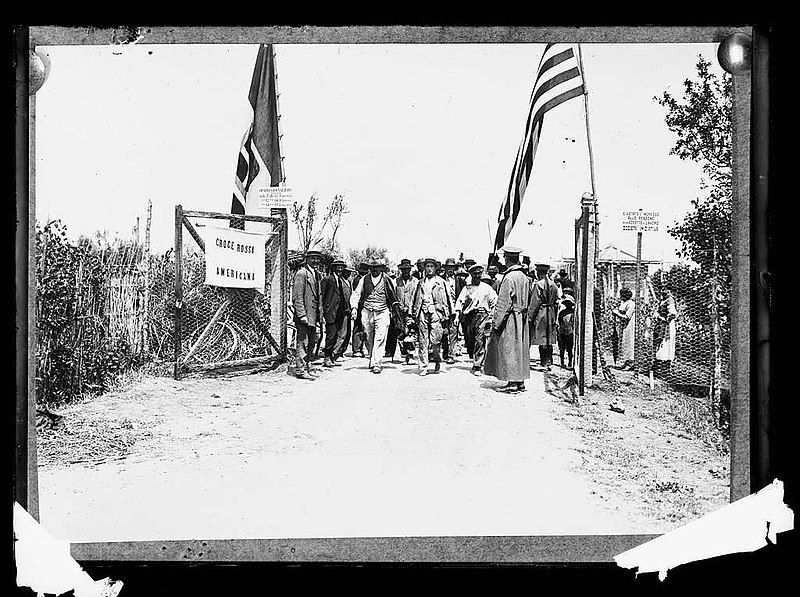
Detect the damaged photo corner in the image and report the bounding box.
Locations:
[14,24,783,580]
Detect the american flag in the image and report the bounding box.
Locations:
[494,44,585,250]
[230,44,283,226]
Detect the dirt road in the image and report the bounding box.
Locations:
[37,354,728,542]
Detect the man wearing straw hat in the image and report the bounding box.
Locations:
[349,259,399,374]
[321,258,348,368]
[410,257,451,376]
[291,249,323,380]
[483,246,531,393]
[454,263,498,375]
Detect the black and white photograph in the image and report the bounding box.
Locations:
[30,35,739,544]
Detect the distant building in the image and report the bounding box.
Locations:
[559,244,675,304]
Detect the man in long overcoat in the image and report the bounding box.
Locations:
[291,250,323,379]
[483,246,531,393]
[321,259,348,368]
[529,262,560,370]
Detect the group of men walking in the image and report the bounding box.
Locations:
[290,246,576,393]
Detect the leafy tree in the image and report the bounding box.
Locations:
[346,245,389,271]
[290,193,349,254]
[655,55,732,429]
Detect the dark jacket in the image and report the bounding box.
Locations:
[292,265,321,327]
[321,273,347,323]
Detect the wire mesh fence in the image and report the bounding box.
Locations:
[596,260,731,425]
[172,209,287,378]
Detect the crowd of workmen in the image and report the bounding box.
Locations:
[290,246,576,393]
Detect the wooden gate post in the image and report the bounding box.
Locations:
[173,204,183,380]
[578,194,596,393]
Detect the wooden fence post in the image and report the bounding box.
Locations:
[142,198,152,359]
[173,205,183,380]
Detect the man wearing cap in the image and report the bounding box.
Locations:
[441,257,464,364]
[291,250,323,380]
[558,268,575,292]
[411,257,452,376]
[387,258,419,365]
[321,259,348,368]
[413,258,425,280]
[351,262,370,357]
[454,264,498,375]
[529,263,560,370]
[335,266,354,362]
[487,264,501,294]
[350,260,399,374]
[483,246,531,393]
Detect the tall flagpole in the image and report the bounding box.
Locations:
[576,44,600,267]
[271,44,286,186]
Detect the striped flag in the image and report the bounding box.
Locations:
[494,44,585,250]
[231,44,283,226]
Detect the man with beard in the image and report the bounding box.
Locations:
[350,260,399,374]
[454,264,498,375]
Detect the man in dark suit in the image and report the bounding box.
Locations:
[321,259,348,368]
[291,249,323,380]
[335,267,354,362]
[351,262,370,357]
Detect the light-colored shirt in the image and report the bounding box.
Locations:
[396,276,418,312]
[421,275,437,314]
[455,282,498,316]
[350,273,388,312]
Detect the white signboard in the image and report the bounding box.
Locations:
[201,225,267,291]
[622,210,660,232]
[257,186,293,209]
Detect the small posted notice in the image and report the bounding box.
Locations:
[257,186,293,209]
[622,210,660,232]
[201,225,267,291]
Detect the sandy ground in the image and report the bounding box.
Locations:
[37,353,729,542]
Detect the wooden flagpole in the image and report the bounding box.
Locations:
[576,44,600,267]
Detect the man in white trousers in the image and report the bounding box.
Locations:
[349,259,399,374]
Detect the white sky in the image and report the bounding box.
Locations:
[34,43,725,266]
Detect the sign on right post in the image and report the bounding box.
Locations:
[622,209,660,232]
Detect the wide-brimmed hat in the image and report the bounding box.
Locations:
[330,259,346,268]
[443,257,457,267]
[464,258,476,267]
[468,263,484,274]
[358,262,370,271]
[423,257,437,266]
[398,259,413,269]
[367,259,383,268]
[305,249,323,258]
